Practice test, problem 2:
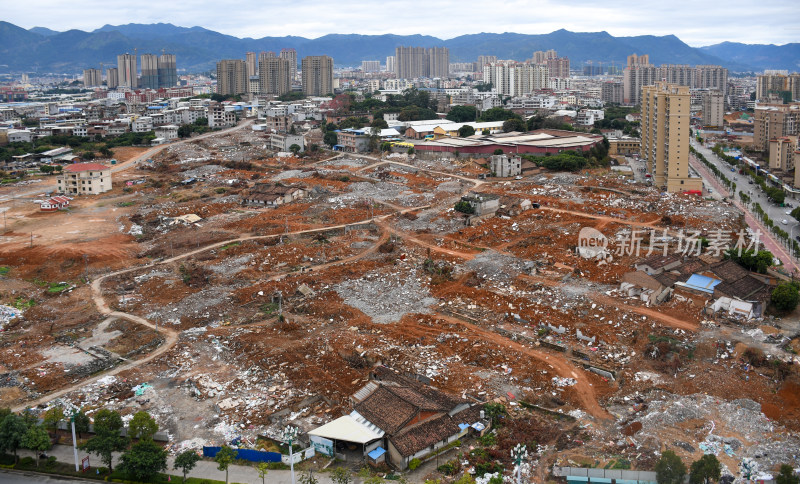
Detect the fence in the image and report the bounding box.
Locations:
[203,446,281,463]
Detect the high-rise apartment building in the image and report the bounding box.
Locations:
[533,50,557,64]
[701,90,724,128]
[623,54,656,105]
[117,53,138,88]
[246,52,257,77]
[601,81,624,104]
[641,82,701,193]
[361,60,381,73]
[106,67,119,89]
[395,46,427,79]
[483,62,548,96]
[427,47,449,78]
[546,57,570,78]
[216,59,248,95]
[753,103,800,152]
[140,54,159,89]
[395,46,449,79]
[386,56,396,74]
[695,65,728,94]
[83,68,102,87]
[658,64,694,87]
[280,48,298,82]
[259,57,291,96]
[476,55,497,71]
[157,54,177,88]
[302,55,333,96]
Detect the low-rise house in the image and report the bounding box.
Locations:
[243,183,305,207]
[308,367,489,470]
[461,192,499,217]
[40,196,71,212]
[268,133,305,153]
[634,253,682,275]
[489,154,522,177]
[620,271,671,304]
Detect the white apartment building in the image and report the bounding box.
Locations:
[57,163,112,195]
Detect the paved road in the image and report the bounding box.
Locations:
[0,470,100,484]
[689,140,800,274]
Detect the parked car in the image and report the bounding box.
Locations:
[782,219,789,225]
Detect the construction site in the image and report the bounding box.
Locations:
[1,125,799,482]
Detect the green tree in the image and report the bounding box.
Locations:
[20,408,37,428]
[331,467,352,484]
[215,445,236,484]
[289,144,302,155]
[0,414,28,461]
[493,148,504,155]
[479,107,519,122]
[776,464,799,484]
[21,425,51,468]
[502,117,526,132]
[454,200,475,214]
[174,450,201,483]
[300,471,320,484]
[257,461,271,484]
[458,125,476,137]
[0,408,10,421]
[689,454,721,484]
[323,131,338,147]
[178,125,193,138]
[771,282,800,312]
[128,411,159,441]
[447,106,477,123]
[407,146,415,155]
[80,409,129,473]
[370,118,389,130]
[655,450,687,484]
[119,439,168,482]
[483,402,506,426]
[73,411,90,439]
[42,407,64,437]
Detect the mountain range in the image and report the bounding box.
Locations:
[0,21,797,74]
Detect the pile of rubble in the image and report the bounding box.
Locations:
[334,267,438,324]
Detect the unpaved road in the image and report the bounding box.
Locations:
[435,312,614,420]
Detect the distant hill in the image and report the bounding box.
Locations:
[700,42,800,72]
[28,26,60,36]
[0,21,797,74]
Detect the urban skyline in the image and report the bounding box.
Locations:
[5,0,799,46]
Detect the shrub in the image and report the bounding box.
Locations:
[19,456,35,467]
[408,458,422,470]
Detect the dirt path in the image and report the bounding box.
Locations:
[11,205,427,412]
[434,312,613,420]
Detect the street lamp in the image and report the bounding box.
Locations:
[511,443,528,484]
[282,425,299,484]
[70,411,79,472]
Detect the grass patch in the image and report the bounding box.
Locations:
[0,266,9,276]
[47,282,70,293]
[220,242,241,251]
[117,201,136,207]
[12,296,36,309]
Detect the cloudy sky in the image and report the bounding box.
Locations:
[7,0,799,46]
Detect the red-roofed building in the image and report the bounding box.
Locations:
[40,196,71,212]
[57,163,112,195]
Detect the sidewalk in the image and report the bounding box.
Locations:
[46,444,338,484]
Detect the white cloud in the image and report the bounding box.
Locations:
[7,0,800,45]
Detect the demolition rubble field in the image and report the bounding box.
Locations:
[1,129,799,479]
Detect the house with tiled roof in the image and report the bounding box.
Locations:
[308,366,489,470]
[56,162,112,195]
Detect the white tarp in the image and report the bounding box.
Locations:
[308,413,384,444]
